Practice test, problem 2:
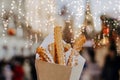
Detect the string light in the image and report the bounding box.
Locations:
[0,0,119,47]
[1,2,7,44]
[26,0,56,36]
[25,0,120,49]
[9,0,16,14]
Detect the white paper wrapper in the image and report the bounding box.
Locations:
[36,33,85,66]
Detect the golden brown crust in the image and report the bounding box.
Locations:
[54,26,65,65]
[36,47,52,63]
[73,34,86,52]
[67,34,86,66]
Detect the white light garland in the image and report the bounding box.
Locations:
[1,0,120,44]
[1,1,7,44]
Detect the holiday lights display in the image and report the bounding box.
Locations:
[0,0,119,48]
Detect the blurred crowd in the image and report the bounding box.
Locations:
[0,39,120,80]
[0,55,37,80]
[80,39,120,80]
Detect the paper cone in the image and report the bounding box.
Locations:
[35,60,85,80]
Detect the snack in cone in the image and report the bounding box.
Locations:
[35,26,86,80]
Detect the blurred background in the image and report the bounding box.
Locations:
[0,0,120,80]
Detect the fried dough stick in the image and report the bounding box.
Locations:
[54,26,65,65]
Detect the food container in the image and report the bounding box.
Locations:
[35,59,85,80]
